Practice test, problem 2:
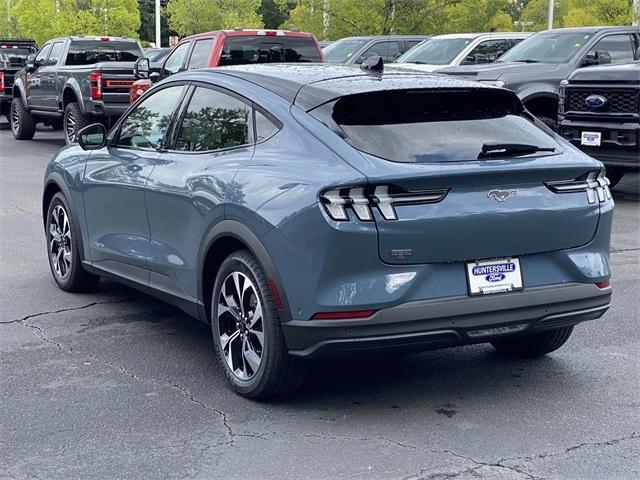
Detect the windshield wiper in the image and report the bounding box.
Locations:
[479,143,555,158]
[512,59,539,63]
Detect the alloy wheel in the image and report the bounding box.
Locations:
[49,205,72,279]
[11,103,19,134]
[217,272,264,380]
[65,110,76,143]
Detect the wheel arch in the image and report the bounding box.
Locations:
[42,175,87,262]
[61,80,84,112]
[198,220,292,325]
[519,89,560,122]
[11,78,28,107]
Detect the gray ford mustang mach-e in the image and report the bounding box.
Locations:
[42,63,613,398]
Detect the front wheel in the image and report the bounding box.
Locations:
[491,326,574,358]
[211,250,304,399]
[46,192,100,292]
[10,99,36,140]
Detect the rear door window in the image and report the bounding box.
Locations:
[47,42,64,65]
[35,44,52,64]
[219,36,321,65]
[188,39,214,69]
[65,41,141,65]
[310,89,558,163]
[174,87,251,152]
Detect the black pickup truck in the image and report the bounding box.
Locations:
[438,26,640,128]
[11,36,142,143]
[558,62,639,187]
[0,39,38,121]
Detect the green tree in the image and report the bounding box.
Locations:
[563,0,634,27]
[165,0,263,37]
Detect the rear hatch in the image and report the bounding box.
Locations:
[311,87,602,264]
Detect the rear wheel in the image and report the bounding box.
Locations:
[63,102,91,144]
[605,166,626,188]
[10,99,36,140]
[211,250,304,399]
[46,192,100,292]
[491,326,574,358]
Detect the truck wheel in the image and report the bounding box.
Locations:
[605,166,625,188]
[10,99,36,140]
[63,102,91,144]
[491,326,574,358]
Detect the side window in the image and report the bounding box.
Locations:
[404,40,422,52]
[117,85,186,149]
[587,34,636,64]
[161,42,191,78]
[187,39,214,69]
[47,42,64,66]
[464,39,511,65]
[175,87,251,152]
[35,44,52,64]
[359,41,402,63]
[255,110,279,142]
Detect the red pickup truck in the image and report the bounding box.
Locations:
[130,29,324,103]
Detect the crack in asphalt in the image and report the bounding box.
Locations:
[8,203,40,218]
[0,297,143,324]
[611,247,640,253]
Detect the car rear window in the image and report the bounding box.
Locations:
[65,40,142,65]
[219,36,321,65]
[0,47,35,65]
[310,89,559,163]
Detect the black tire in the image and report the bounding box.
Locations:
[211,250,305,399]
[46,192,100,292]
[63,102,92,144]
[10,99,36,140]
[605,166,626,188]
[491,326,574,358]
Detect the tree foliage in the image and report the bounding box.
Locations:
[4,0,140,45]
[521,0,635,31]
[165,0,263,37]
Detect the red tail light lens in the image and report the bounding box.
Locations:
[89,71,102,100]
[0,72,5,93]
[312,310,377,320]
[595,279,610,289]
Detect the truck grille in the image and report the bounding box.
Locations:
[566,88,639,114]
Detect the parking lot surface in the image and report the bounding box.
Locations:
[1,125,639,480]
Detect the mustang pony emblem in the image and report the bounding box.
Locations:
[488,189,517,202]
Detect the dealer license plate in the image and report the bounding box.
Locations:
[466,258,523,296]
[581,131,601,147]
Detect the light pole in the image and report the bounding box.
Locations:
[547,0,554,30]
[155,0,161,47]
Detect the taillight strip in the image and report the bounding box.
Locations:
[545,170,611,204]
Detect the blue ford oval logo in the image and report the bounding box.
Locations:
[486,273,506,282]
[585,94,607,109]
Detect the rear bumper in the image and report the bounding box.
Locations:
[283,283,611,358]
[84,100,130,118]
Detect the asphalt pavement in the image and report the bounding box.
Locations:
[1,124,639,480]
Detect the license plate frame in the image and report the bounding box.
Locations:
[466,258,523,296]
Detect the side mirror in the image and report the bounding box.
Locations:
[25,54,37,72]
[78,123,107,150]
[133,57,150,79]
[635,46,640,60]
[596,51,611,65]
[582,50,611,67]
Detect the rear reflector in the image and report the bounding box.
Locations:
[595,279,610,289]
[267,278,283,311]
[0,72,4,93]
[312,310,377,320]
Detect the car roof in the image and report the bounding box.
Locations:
[334,35,431,41]
[181,29,316,42]
[430,32,531,39]
[180,63,498,111]
[46,36,138,43]
[538,26,639,34]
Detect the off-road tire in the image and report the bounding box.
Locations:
[491,326,574,358]
[10,99,36,140]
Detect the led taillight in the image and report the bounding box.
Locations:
[545,170,611,204]
[320,185,448,222]
[312,310,377,320]
[0,72,4,94]
[89,71,102,100]
[595,279,610,289]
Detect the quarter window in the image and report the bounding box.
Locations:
[175,87,251,152]
[117,85,186,149]
[587,34,636,64]
[188,39,214,69]
[255,110,279,142]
